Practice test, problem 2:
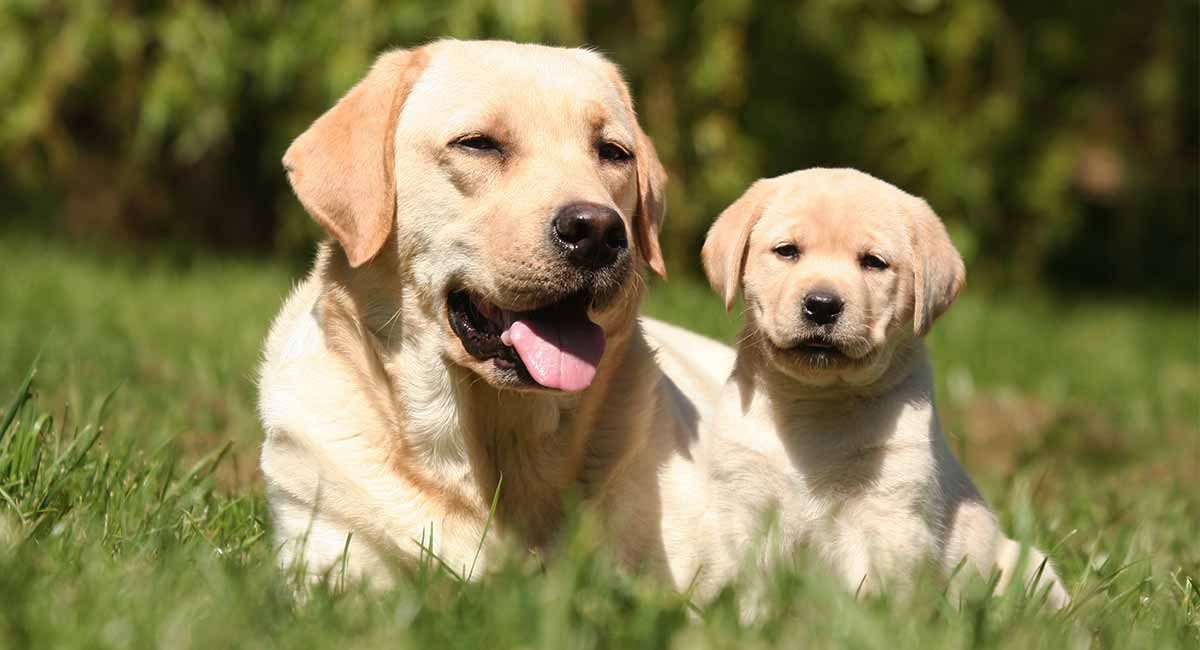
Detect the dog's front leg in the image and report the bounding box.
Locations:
[940,493,1071,610]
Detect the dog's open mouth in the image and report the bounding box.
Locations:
[796,337,839,353]
[788,336,848,363]
[447,290,605,392]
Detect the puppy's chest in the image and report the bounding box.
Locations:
[736,424,934,540]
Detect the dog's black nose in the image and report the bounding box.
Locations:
[552,202,627,269]
[802,291,843,325]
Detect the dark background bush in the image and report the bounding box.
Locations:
[2,0,1196,295]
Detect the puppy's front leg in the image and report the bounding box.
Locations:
[824,496,935,598]
[939,476,1070,610]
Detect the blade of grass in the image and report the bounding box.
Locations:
[0,362,37,445]
[466,473,502,582]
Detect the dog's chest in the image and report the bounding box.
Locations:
[726,407,937,548]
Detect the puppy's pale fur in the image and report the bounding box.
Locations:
[259,40,735,588]
[700,168,1070,609]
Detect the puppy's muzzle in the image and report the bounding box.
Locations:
[551,202,628,270]
[802,290,843,326]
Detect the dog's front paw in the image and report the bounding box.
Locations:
[995,538,1070,610]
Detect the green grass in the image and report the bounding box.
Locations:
[1,233,1197,648]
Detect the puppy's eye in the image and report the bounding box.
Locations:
[597,141,633,163]
[453,134,502,153]
[860,253,889,270]
[773,244,800,260]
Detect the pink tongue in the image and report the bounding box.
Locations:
[508,314,606,392]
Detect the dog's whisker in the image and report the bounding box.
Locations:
[382,305,404,347]
[735,331,757,347]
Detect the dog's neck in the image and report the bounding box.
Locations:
[730,334,936,455]
[313,243,645,548]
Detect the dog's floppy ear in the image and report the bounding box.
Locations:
[906,197,966,336]
[598,62,668,278]
[702,179,778,311]
[282,48,428,267]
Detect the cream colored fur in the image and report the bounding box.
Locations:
[260,42,1068,611]
[259,40,736,589]
[699,168,1071,610]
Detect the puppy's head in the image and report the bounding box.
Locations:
[702,168,964,387]
[283,41,667,394]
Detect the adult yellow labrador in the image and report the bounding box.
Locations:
[258,40,733,586]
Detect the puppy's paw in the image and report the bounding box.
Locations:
[995,538,1070,611]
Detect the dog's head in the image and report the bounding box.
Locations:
[702,168,965,387]
[283,40,667,394]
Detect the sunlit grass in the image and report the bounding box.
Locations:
[1,233,1197,648]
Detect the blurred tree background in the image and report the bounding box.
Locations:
[1,0,1196,295]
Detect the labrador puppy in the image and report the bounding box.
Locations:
[699,168,1070,608]
[258,40,735,588]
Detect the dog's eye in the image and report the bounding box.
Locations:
[453,134,502,153]
[860,253,889,270]
[597,141,633,163]
[773,244,800,260]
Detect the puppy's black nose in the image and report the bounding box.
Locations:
[552,202,627,270]
[803,291,843,325]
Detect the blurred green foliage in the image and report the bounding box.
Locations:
[1,0,1196,293]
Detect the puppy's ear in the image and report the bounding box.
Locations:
[283,48,428,267]
[598,62,668,278]
[906,197,966,336]
[702,179,777,311]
